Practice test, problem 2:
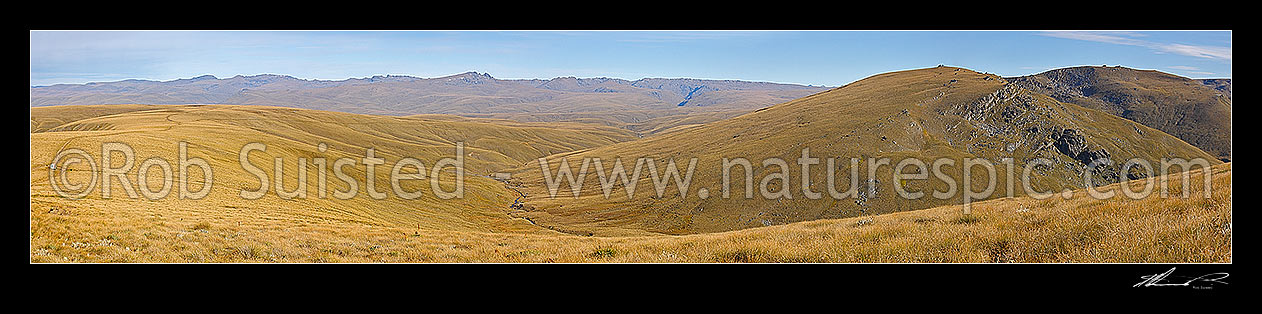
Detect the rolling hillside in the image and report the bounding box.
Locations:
[1008,66,1232,160]
[509,66,1221,236]
[458,109,752,137]
[30,104,637,237]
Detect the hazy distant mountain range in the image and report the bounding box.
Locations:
[29,72,830,116]
[29,67,1230,159]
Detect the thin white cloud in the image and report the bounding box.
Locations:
[1168,65,1200,70]
[1042,31,1148,46]
[1158,44,1232,61]
[1040,31,1231,62]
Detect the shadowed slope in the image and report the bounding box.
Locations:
[1008,66,1232,160]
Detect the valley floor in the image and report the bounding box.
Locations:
[30,163,1230,263]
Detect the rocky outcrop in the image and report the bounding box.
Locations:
[945,83,1125,186]
[1048,127,1117,184]
[1051,128,1111,166]
[1053,129,1084,160]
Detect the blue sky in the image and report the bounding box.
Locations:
[29,31,1231,87]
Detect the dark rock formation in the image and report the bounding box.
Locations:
[1053,128,1089,161]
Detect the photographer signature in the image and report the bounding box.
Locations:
[1134,267,1229,288]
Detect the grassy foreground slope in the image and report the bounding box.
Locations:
[510,66,1219,236]
[30,105,637,239]
[31,160,1229,262]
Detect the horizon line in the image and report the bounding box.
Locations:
[29,64,1232,88]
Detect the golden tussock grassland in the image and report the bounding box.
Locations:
[31,160,1229,263]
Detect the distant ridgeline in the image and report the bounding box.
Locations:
[29,72,829,116]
